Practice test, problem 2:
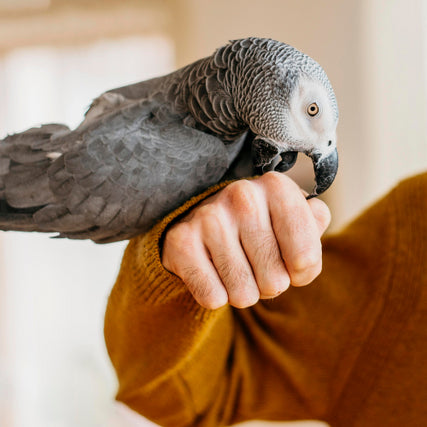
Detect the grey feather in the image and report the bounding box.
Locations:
[0,37,338,242]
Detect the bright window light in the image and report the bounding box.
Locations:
[0,35,174,427]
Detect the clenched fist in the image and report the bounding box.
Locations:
[162,172,331,309]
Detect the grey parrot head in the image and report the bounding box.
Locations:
[228,38,339,197]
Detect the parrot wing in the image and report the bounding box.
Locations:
[82,75,166,125]
[33,100,237,243]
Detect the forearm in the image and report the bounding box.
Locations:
[104,183,236,426]
[104,174,332,426]
[105,172,427,427]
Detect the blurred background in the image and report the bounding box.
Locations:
[0,1,426,426]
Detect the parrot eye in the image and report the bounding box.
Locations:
[307,102,319,117]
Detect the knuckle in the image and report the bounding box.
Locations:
[260,171,296,192]
[165,223,196,255]
[194,203,220,223]
[184,269,227,310]
[222,180,258,215]
[197,289,226,310]
[198,293,225,310]
[260,170,285,186]
[293,247,321,271]
[198,206,226,235]
[229,289,260,309]
[196,205,232,241]
[289,247,322,286]
[164,225,182,247]
[261,277,290,297]
[162,224,195,272]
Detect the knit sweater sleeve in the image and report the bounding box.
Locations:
[104,173,427,427]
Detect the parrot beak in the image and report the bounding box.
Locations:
[306,147,338,199]
[252,138,338,198]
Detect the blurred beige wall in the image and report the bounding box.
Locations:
[360,0,427,207]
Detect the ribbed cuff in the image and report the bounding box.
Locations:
[127,181,234,312]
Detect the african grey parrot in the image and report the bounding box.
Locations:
[0,37,338,243]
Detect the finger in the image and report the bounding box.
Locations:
[208,244,260,308]
[307,197,331,236]
[262,173,322,287]
[202,210,260,308]
[300,189,331,236]
[239,211,290,298]
[162,223,228,310]
[219,179,290,300]
[180,255,229,310]
[241,226,291,299]
[241,227,291,299]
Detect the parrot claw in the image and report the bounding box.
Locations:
[274,151,298,173]
[252,137,280,170]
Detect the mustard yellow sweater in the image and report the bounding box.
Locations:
[104,172,427,427]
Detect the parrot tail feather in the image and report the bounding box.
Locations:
[0,199,41,232]
[0,123,72,234]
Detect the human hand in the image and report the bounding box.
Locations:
[162,172,331,309]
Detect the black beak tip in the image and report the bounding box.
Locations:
[307,148,339,199]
